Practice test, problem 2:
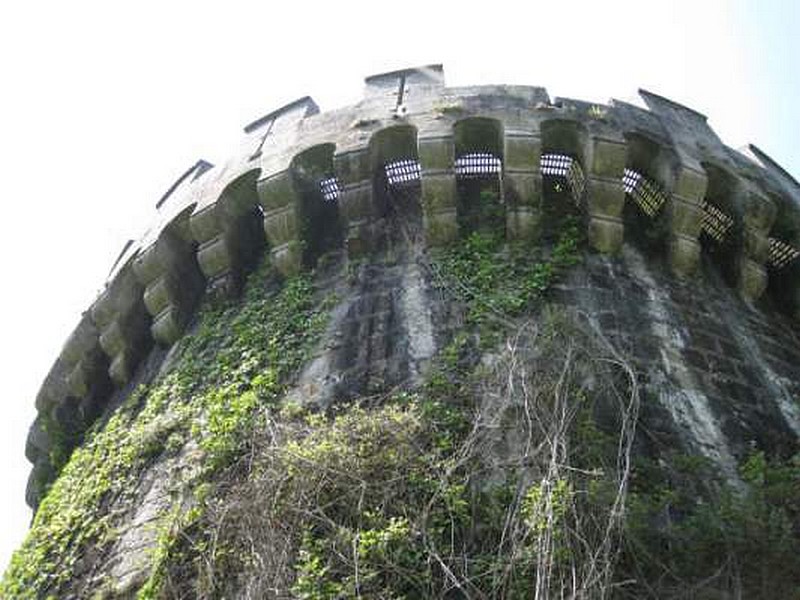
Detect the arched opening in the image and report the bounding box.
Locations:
[698,163,741,286]
[134,201,208,345]
[93,258,154,387]
[540,119,587,240]
[369,125,423,246]
[220,170,268,290]
[290,143,344,268]
[50,397,86,468]
[453,117,504,236]
[76,347,113,426]
[764,196,800,315]
[622,133,674,254]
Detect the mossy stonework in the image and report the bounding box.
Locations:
[7,65,800,598]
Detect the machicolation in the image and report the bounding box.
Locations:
[24,64,800,511]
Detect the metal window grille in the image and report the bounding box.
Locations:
[541,153,585,203]
[566,159,586,200]
[768,237,800,269]
[624,168,667,217]
[701,201,734,243]
[455,152,502,179]
[622,169,642,195]
[541,153,572,177]
[384,158,421,187]
[319,177,341,202]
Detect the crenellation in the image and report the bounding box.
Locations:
[243,96,320,135]
[610,98,672,146]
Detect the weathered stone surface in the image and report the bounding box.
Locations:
[17,65,800,584]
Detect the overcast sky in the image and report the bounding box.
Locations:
[0,0,797,574]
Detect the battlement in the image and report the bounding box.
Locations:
[23,64,800,509]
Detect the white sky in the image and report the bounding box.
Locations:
[0,0,797,574]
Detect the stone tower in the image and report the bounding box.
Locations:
[7,65,800,599]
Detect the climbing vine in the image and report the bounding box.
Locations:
[1,261,330,599]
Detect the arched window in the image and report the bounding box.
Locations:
[697,164,741,285]
[369,125,423,244]
[621,133,677,252]
[764,195,800,315]
[453,117,504,235]
[540,119,587,239]
[290,144,344,267]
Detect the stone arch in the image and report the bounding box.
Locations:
[764,194,800,316]
[621,132,677,254]
[133,203,207,345]
[698,163,742,286]
[540,118,589,239]
[369,124,423,245]
[198,168,268,289]
[453,117,505,235]
[218,170,268,282]
[91,255,153,387]
[289,143,344,268]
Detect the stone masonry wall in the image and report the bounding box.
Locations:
[23,63,800,508]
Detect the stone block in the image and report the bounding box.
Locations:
[334,149,371,185]
[197,236,232,282]
[590,138,627,178]
[338,182,375,223]
[588,216,623,254]
[421,174,456,213]
[151,306,183,346]
[674,167,707,202]
[418,136,454,170]
[504,133,540,171]
[504,171,541,209]
[66,361,90,399]
[587,177,625,219]
[737,257,767,302]
[109,351,133,386]
[263,205,299,246]
[132,244,166,284]
[743,191,777,232]
[190,205,222,244]
[669,235,701,277]
[99,319,126,358]
[742,228,770,263]
[257,170,296,212]
[669,197,704,238]
[142,275,172,317]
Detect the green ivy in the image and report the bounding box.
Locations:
[1,261,330,599]
[435,221,580,338]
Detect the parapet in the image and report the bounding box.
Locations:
[23,63,800,508]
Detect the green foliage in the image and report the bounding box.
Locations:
[436,221,580,337]
[621,449,800,598]
[1,261,330,599]
[522,478,571,536]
